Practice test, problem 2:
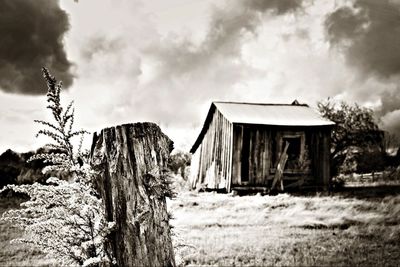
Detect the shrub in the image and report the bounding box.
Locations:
[168,151,191,180]
[0,68,114,266]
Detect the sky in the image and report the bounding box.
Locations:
[1,0,400,153]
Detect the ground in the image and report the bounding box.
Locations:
[169,189,400,266]
[0,194,56,267]
[1,187,399,266]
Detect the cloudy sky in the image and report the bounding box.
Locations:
[1,0,400,153]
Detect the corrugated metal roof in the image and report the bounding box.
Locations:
[214,101,335,126]
[190,101,335,153]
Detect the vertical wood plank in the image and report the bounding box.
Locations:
[227,122,233,192]
[232,125,242,186]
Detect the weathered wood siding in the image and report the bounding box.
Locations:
[231,125,332,189]
[308,127,331,189]
[232,124,271,186]
[189,144,201,189]
[191,109,233,190]
[191,112,332,191]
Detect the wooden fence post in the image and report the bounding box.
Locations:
[90,123,175,267]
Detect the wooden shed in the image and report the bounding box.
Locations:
[189,101,335,192]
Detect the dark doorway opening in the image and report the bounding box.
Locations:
[282,137,301,169]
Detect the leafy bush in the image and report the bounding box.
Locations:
[331,176,346,190]
[2,177,114,266]
[318,99,384,176]
[356,150,386,173]
[168,151,191,180]
[1,68,114,266]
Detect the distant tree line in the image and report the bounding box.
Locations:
[0,146,69,189]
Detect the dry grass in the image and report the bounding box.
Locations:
[168,191,400,266]
[1,187,399,266]
[0,195,56,267]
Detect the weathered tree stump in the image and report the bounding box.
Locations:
[90,123,175,267]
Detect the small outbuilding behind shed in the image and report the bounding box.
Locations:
[189,101,335,192]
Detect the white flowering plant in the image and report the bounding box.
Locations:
[28,67,88,178]
[1,68,115,266]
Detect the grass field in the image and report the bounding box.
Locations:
[169,190,400,266]
[1,188,399,266]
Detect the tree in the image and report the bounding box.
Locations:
[318,99,384,176]
[168,151,191,180]
[1,68,114,266]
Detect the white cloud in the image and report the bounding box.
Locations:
[380,109,400,134]
[2,0,400,153]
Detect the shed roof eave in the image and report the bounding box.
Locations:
[190,101,335,153]
[231,122,335,127]
[189,103,217,153]
[214,102,335,127]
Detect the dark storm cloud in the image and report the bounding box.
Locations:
[0,0,73,95]
[325,0,400,78]
[244,0,303,15]
[325,0,400,138]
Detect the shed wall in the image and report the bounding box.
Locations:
[189,109,233,190]
[232,124,271,186]
[231,124,331,189]
[308,127,331,189]
[190,116,332,191]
